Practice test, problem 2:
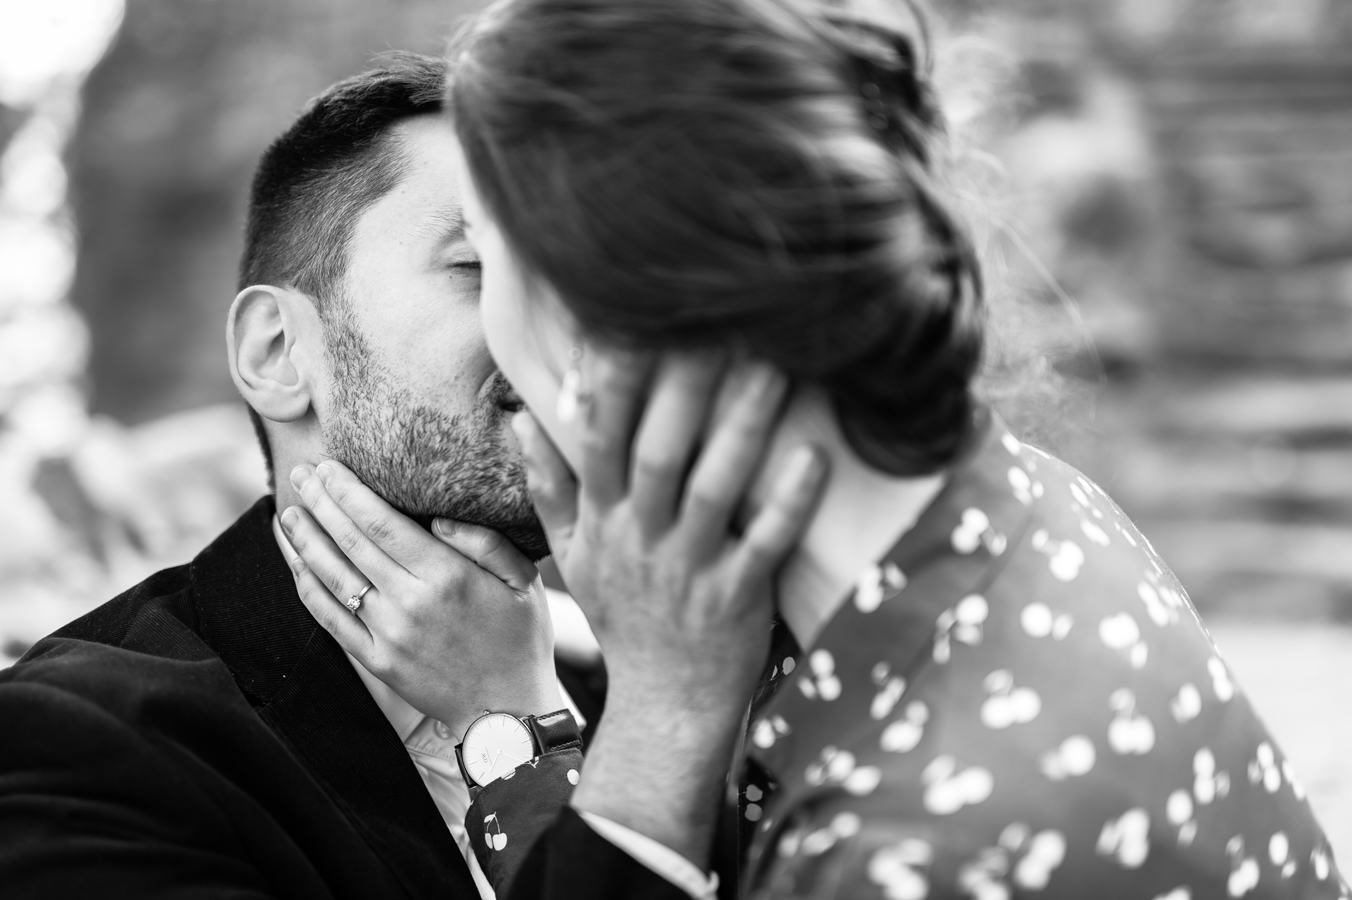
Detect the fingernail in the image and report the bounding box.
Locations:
[280,506,298,533]
[289,556,307,576]
[289,466,311,490]
[754,365,787,401]
[316,462,333,485]
[787,445,823,482]
[433,518,454,538]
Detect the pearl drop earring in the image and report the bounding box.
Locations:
[555,345,586,423]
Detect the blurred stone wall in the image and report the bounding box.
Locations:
[3,0,1345,856]
[0,0,487,664]
[9,0,1351,662]
[977,0,1352,620]
[70,0,484,423]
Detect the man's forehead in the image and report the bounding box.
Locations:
[384,117,468,242]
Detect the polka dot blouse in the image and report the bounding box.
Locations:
[738,416,1347,900]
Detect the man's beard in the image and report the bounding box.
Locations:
[320,309,550,562]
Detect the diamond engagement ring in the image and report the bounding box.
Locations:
[345,583,373,614]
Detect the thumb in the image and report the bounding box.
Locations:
[513,411,578,548]
[432,520,538,595]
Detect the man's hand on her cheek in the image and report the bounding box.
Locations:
[282,458,561,740]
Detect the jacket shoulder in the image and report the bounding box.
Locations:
[44,562,196,649]
[9,561,222,713]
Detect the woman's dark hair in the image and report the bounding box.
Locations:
[451,0,985,473]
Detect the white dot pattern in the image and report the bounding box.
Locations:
[738,421,1346,900]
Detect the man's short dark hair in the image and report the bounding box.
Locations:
[237,52,448,485]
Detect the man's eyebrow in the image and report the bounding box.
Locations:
[418,207,467,245]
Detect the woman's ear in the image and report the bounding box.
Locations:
[227,285,316,424]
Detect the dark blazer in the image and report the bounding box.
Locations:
[0,497,482,899]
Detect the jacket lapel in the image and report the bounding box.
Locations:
[189,497,478,900]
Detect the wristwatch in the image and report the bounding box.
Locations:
[455,708,582,788]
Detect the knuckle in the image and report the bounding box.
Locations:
[779,491,814,522]
[772,492,811,525]
[439,565,468,594]
[334,521,363,555]
[579,425,611,457]
[323,605,352,634]
[382,619,409,649]
[286,526,309,553]
[366,650,394,680]
[741,533,776,562]
[296,580,321,608]
[743,531,787,570]
[303,591,340,629]
[321,568,347,597]
[686,478,727,514]
[365,514,394,545]
[299,474,323,505]
[411,580,443,606]
[726,415,766,446]
[325,473,349,503]
[634,451,681,483]
[579,514,610,548]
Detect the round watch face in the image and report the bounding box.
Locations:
[461,713,536,786]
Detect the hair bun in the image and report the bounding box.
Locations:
[453,0,986,475]
[822,7,942,164]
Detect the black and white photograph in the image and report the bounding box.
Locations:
[0,0,1348,897]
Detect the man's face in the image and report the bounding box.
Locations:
[317,114,548,560]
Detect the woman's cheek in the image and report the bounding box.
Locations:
[478,268,519,378]
[480,266,586,473]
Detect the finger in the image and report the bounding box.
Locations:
[514,411,578,542]
[281,505,380,615]
[312,458,445,572]
[293,561,377,658]
[731,444,829,593]
[629,351,728,536]
[290,464,403,585]
[579,348,654,509]
[432,519,539,595]
[679,362,789,550]
[280,508,376,660]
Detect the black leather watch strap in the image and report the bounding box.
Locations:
[524,708,582,755]
[455,741,474,788]
[456,709,583,791]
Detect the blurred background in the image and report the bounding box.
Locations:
[0,0,1348,857]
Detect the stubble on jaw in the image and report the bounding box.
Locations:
[319,306,550,561]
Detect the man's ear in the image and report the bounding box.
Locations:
[227,284,318,424]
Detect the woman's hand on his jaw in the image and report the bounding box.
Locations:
[280,460,561,740]
[516,349,828,866]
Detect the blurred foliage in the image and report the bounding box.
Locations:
[70,0,485,423]
[0,0,487,665]
[0,0,1341,854]
[0,0,1347,855]
[2,0,1351,659]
